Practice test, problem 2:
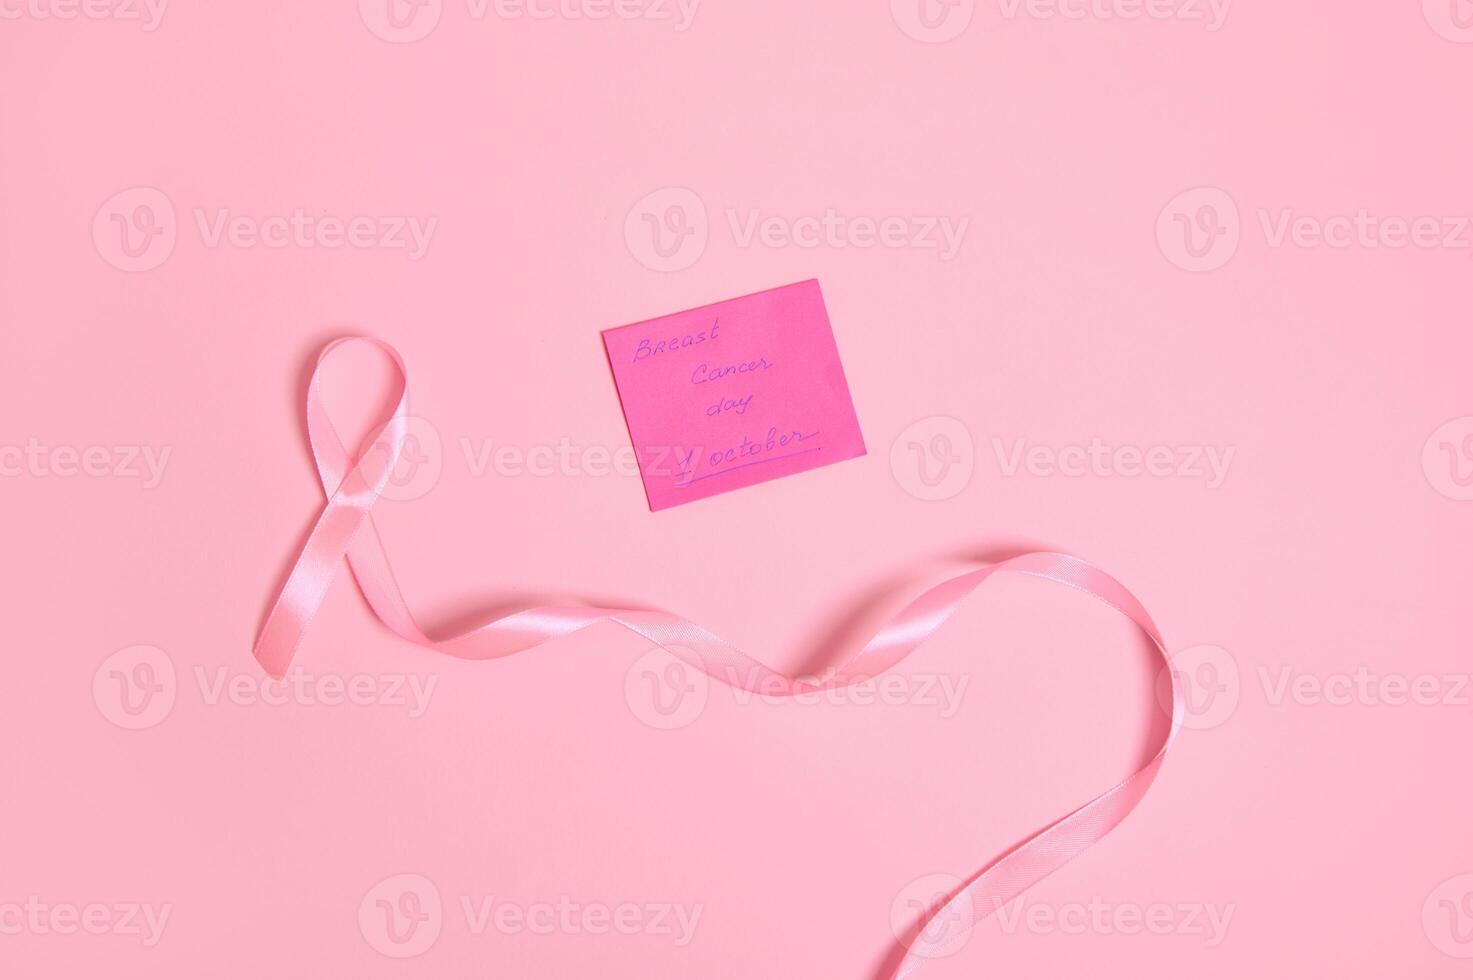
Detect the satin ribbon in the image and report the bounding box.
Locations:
[255,336,1181,976]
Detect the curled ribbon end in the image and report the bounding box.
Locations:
[253,644,291,681]
[252,617,297,680]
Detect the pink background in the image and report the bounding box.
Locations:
[3,2,1471,977]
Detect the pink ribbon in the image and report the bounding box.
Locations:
[255,336,1181,976]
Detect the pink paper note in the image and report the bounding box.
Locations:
[602,279,866,510]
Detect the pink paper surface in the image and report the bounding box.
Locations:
[3,4,1473,980]
[602,280,865,509]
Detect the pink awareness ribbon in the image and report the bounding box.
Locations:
[254,336,1182,977]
